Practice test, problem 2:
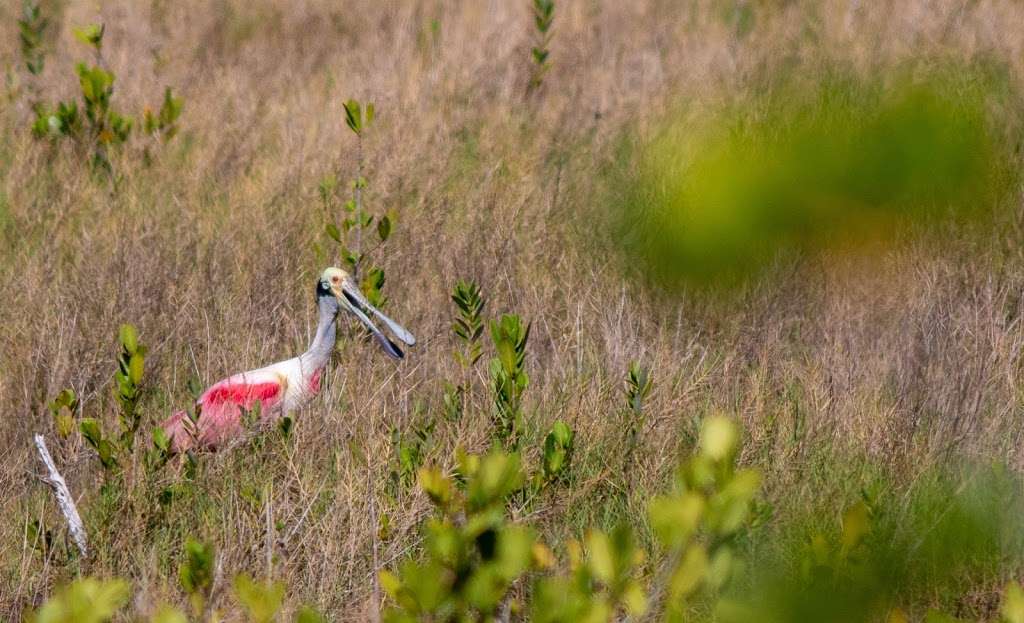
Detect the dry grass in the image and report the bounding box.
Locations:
[2,0,1024,619]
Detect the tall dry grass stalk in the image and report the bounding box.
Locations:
[2,0,1024,619]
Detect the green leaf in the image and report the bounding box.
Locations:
[33,577,129,623]
[150,605,188,623]
[648,492,704,548]
[152,427,170,453]
[233,574,285,623]
[467,451,524,511]
[586,531,615,584]
[128,353,144,385]
[119,324,138,354]
[178,538,214,595]
[79,418,102,447]
[325,222,342,243]
[700,415,738,461]
[377,214,392,241]
[418,466,453,508]
[343,99,361,134]
[669,544,708,599]
[495,525,535,579]
[623,580,648,616]
[55,412,74,438]
[72,24,104,49]
[840,500,870,555]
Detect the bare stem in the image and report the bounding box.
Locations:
[354,133,364,278]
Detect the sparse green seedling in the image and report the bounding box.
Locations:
[388,415,436,495]
[143,87,183,141]
[441,382,464,423]
[146,426,172,471]
[541,420,574,484]
[444,279,486,422]
[18,1,48,78]
[142,87,184,164]
[452,279,486,369]
[489,314,531,449]
[647,415,761,621]
[114,324,146,451]
[178,537,215,617]
[622,361,652,465]
[528,0,555,93]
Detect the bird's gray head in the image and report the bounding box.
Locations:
[316,266,416,360]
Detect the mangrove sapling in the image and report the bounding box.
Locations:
[489,313,531,449]
[528,0,555,93]
[324,99,393,307]
[621,361,652,467]
[17,0,48,105]
[445,279,487,422]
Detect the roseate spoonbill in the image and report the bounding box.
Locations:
[162,267,415,452]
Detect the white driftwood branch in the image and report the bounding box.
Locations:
[33,434,88,559]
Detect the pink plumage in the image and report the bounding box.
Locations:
[163,377,286,452]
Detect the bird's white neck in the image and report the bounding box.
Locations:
[301,297,338,373]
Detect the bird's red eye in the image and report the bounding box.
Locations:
[332,276,340,283]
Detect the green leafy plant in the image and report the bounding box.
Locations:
[528,0,555,92]
[489,314,530,449]
[114,324,146,451]
[79,417,118,471]
[233,574,285,623]
[26,518,53,555]
[30,577,130,623]
[540,420,574,484]
[452,280,486,368]
[178,537,215,617]
[29,23,182,173]
[48,388,78,439]
[143,87,183,141]
[323,99,394,307]
[389,415,436,494]
[18,1,48,78]
[444,279,487,422]
[647,415,761,621]
[380,451,536,620]
[622,361,652,465]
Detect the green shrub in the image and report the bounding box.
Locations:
[489,314,530,449]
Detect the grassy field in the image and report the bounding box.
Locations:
[3,1,1024,620]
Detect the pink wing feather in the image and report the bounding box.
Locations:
[163,370,285,452]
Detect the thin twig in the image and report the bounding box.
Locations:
[265,482,274,579]
[33,434,88,559]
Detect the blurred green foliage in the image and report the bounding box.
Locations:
[736,461,1024,623]
[29,577,129,623]
[613,63,1021,288]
